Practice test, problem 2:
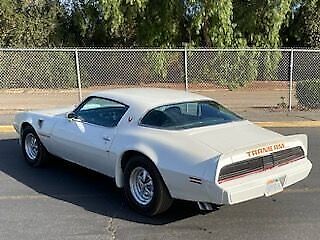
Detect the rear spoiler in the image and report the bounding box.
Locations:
[285,134,308,155]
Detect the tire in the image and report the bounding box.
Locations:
[124,155,173,216]
[21,125,48,167]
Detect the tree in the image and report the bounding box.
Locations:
[301,0,320,47]
[280,1,305,47]
[64,0,110,47]
[186,0,236,47]
[99,0,148,46]
[0,0,66,47]
[281,0,320,48]
[233,0,294,48]
[136,0,184,47]
[1,0,312,48]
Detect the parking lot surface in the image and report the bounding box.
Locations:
[0,127,319,240]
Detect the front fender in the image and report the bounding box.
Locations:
[14,112,34,135]
[14,112,58,152]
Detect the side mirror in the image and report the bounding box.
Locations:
[67,112,77,119]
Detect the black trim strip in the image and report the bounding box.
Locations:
[189,177,202,184]
[219,146,305,182]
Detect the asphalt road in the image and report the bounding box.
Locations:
[0,128,319,240]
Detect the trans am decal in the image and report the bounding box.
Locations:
[246,143,285,157]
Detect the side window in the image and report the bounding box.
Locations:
[180,102,198,116]
[140,109,174,128]
[75,97,128,127]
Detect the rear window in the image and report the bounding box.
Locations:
[140,101,242,130]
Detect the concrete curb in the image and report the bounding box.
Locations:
[255,121,320,128]
[0,126,14,133]
[0,121,320,133]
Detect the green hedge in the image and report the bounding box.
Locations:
[204,51,259,89]
[296,80,320,109]
[0,51,77,89]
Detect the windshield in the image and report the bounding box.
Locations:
[140,101,243,130]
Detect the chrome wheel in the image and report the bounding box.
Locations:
[24,133,39,160]
[129,167,154,206]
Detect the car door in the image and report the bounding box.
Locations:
[50,97,128,177]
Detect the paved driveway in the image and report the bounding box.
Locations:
[0,128,319,240]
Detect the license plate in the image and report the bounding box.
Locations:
[265,177,284,197]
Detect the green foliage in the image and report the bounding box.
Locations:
[147,52,171,80]
[231,1,291,83]
[201,51,259,89]
[145,51,183,82]
[182,0,291,88]
[0,51,77,89]
[99,0,148,46]
[281,0,320,48]
[261,51,283,80]
[0,0,66,47]
[100,0,147,34]
[0,0,307,48]
[301,0,320,48]
[296,79,320,108]
[136,0,184,47]
[187,0,236,47]
[280,1,305,47]
[196,50,283,90]
[65,0,111,47]
[0,0,315,92]
[233,0,293,48]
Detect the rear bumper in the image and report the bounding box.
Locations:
[207,157,312,205]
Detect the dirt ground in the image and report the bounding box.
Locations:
[1,85,320,123]
[0,86,293,113]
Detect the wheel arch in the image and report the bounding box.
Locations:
[21,122,34,132]
[115,148,160,188]
[20,121,50,153]
[121,150,148,171]
[20,121,37,140]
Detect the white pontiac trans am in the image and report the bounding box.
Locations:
[13,88,312,216]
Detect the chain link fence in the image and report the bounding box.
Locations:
[0,48,319,116]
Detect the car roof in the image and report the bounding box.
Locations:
[91,88,211,110]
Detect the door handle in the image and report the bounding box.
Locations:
[103,136,111,142]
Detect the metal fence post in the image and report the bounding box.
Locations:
[289,49,294,111]
[75,49,82,102]
[184,46,188,91]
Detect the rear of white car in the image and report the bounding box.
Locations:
[206,134,312,205]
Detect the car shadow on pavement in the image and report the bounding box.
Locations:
[0,138,218,225]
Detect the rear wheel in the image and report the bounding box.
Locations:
[21,126,48,167]
[124,155,173,216]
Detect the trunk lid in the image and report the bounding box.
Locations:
[182,120,282,154]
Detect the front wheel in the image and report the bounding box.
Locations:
[124,156,173,216]
[21,126,48,167]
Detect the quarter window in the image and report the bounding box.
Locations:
[140,101,242,130]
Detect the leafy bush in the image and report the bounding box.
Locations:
[296,79,320,109]
[260,51,282,81]
[203,51,259,89]
[145,51,184,83]
[0,51,77,89]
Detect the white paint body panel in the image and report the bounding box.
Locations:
[13,88,312,205]
[49,118,116,176]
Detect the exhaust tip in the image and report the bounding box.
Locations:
[197,202,214,211]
